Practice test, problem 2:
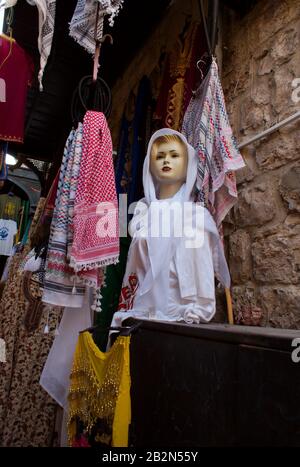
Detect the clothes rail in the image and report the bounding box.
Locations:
[238,110,300,149]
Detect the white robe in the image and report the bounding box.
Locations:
[112,128,231,328]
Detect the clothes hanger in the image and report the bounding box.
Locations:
[70,7,113,125]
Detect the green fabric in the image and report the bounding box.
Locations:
[20,200,30,241]
[94,236,131,351]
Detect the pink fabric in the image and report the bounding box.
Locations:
[0,37,34,143]
[70,111,119,271]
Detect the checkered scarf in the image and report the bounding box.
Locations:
[69,0,124,55]
[182,58,245,226]
[27,0,56,91]
[70,111,119,272]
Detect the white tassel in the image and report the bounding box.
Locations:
[72,277,77,295]
[24,255,42,272]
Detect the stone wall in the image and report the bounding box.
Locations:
[109,0,300,329]
[222,0,300,328]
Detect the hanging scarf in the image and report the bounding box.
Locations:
[70,111,119,272]
[69,0,124,55]
[181,58,245,226]
[26,0,56,91]
[112,129,230,328]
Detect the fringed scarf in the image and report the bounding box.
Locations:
[43,124,102,308]
[69,0,124,55]
[70,111,119,272]
[26,0,56,91]
[182,58,245,226]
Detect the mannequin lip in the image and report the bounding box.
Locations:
[162,166,172,172]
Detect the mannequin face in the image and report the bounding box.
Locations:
[150,140,188,186]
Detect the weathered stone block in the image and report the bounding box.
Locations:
[234,183,276,227]
[258,286,300,329]
[229,230,252,284]
[280,164,300,212]
[256,127,300,170]
[270,27,298,66]
[252,233,300,284]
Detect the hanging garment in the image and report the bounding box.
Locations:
[0,193,21,222]
[43,126,88,308]
[154,22,203,131]
[0,218,17,255]
[0,36,33,143]
[40,290,92,411]
[112,129,230,329]
[69,0,124,55]
[26,0,56,91]
[94,236,131,352]
[0,253,63,446]
[70,111,119,272]
[181,58,245,226]
[68,332,131,448]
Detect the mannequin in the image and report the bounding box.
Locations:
[112,128,231,328]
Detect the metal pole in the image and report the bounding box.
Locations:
[238,110,300,149]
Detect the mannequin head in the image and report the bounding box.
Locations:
[150,134,188,199]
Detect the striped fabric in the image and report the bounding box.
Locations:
[182,58,245,226]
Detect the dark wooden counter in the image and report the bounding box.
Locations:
[127,320,300,447]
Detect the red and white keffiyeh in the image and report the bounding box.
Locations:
[70,111,119,271]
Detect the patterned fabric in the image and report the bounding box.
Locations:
[182,58,245,226]
[70,111,119,271]
[154,22,203,132]
[26,0,56,91]
[68,332,131,447]
[69,0,124,55]
[0,251,62,446]
[43,125,90,307]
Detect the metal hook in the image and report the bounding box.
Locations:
[99,34,114,45]
[196,59,204,81]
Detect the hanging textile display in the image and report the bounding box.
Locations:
[181,58,245,226]
[114,77,153,205]
[42,125,87,308]
[0,35,34,143]
[69,0,124,55]
[70,111,119,271]
[68,332,131,448]
[154,21,203,131]
[0,198,63,447]
[26,0,56,91]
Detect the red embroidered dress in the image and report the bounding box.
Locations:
[0,37,33,143]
